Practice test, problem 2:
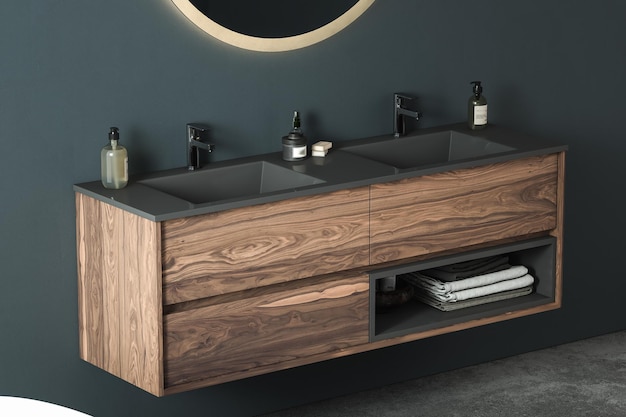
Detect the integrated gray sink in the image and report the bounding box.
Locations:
[139,161,325,204]
[341,130,515,170]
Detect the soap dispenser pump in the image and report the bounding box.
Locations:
[468,81,488,130]
[101,126,128,189]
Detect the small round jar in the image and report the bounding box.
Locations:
[282,132,307,161]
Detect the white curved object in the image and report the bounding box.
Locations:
[170,0,376,52]
[0,396,91,417]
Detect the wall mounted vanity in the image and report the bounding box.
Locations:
[74,123,566,396]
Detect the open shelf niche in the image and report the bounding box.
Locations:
[369,236,557,342]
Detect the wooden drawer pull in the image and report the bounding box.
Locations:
[259,283,369,308]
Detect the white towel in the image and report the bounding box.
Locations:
[406,273,535,302]
[411,265,529,294]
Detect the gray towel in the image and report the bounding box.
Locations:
[405,265,530,295]
[422,255,510,281]
[405,272,534,302]
[414,285,534,311]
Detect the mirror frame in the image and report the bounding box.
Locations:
[170,0,375,52]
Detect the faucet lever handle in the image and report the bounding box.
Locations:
[187,123,211,141]
[394,93,414,105]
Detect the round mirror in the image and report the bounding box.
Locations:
[170,0,376,52]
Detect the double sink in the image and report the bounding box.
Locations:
[138,129,515,206]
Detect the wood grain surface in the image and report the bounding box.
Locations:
[76,151,566,395]
[76,193,164,396]
[164,272,369,387]
[370,154,559,264]
[550,151,566,307]
[161,187,370,304]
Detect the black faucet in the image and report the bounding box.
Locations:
[393,93,421,137]
[187,123,215,170]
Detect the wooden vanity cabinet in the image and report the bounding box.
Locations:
[76,151,565,396]
[370,154,559,265]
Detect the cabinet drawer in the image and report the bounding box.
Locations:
[370,154,559,264]
[161,187,370,304]
[164,272,369,389]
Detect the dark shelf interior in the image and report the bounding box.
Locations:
[370,236,557,342]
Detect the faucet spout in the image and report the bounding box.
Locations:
[394,93,421,137]
[187,123,215,170]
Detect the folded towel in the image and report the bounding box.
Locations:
[437,255,508,272]
[414,285,533,311]
[405,273,534,302]
[407,265,529,294]
[422,256,511,281]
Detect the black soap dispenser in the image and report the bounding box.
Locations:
[282,111,308,161]
[468,81,488,130]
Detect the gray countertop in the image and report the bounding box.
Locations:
[74,123,567,222]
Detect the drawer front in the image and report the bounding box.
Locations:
[161,187,370,304]
[164,272,369,388]
[370,154,559,264]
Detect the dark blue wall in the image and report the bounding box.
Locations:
[1,1,625,416]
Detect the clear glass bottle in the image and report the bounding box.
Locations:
[101,127,128,189]
[468,81,488,130]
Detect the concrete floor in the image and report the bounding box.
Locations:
[262,330,626,417]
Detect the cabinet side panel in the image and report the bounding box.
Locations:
[101,202,122,377]
[76,193,106,370]
[550,151,566,306]
[118,208,164,396]
[76,193,164,396]
[161,187,370,304]
[370,154,558,264]
[164,272,369,388]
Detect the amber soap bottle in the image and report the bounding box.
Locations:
[468,81,488,130]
